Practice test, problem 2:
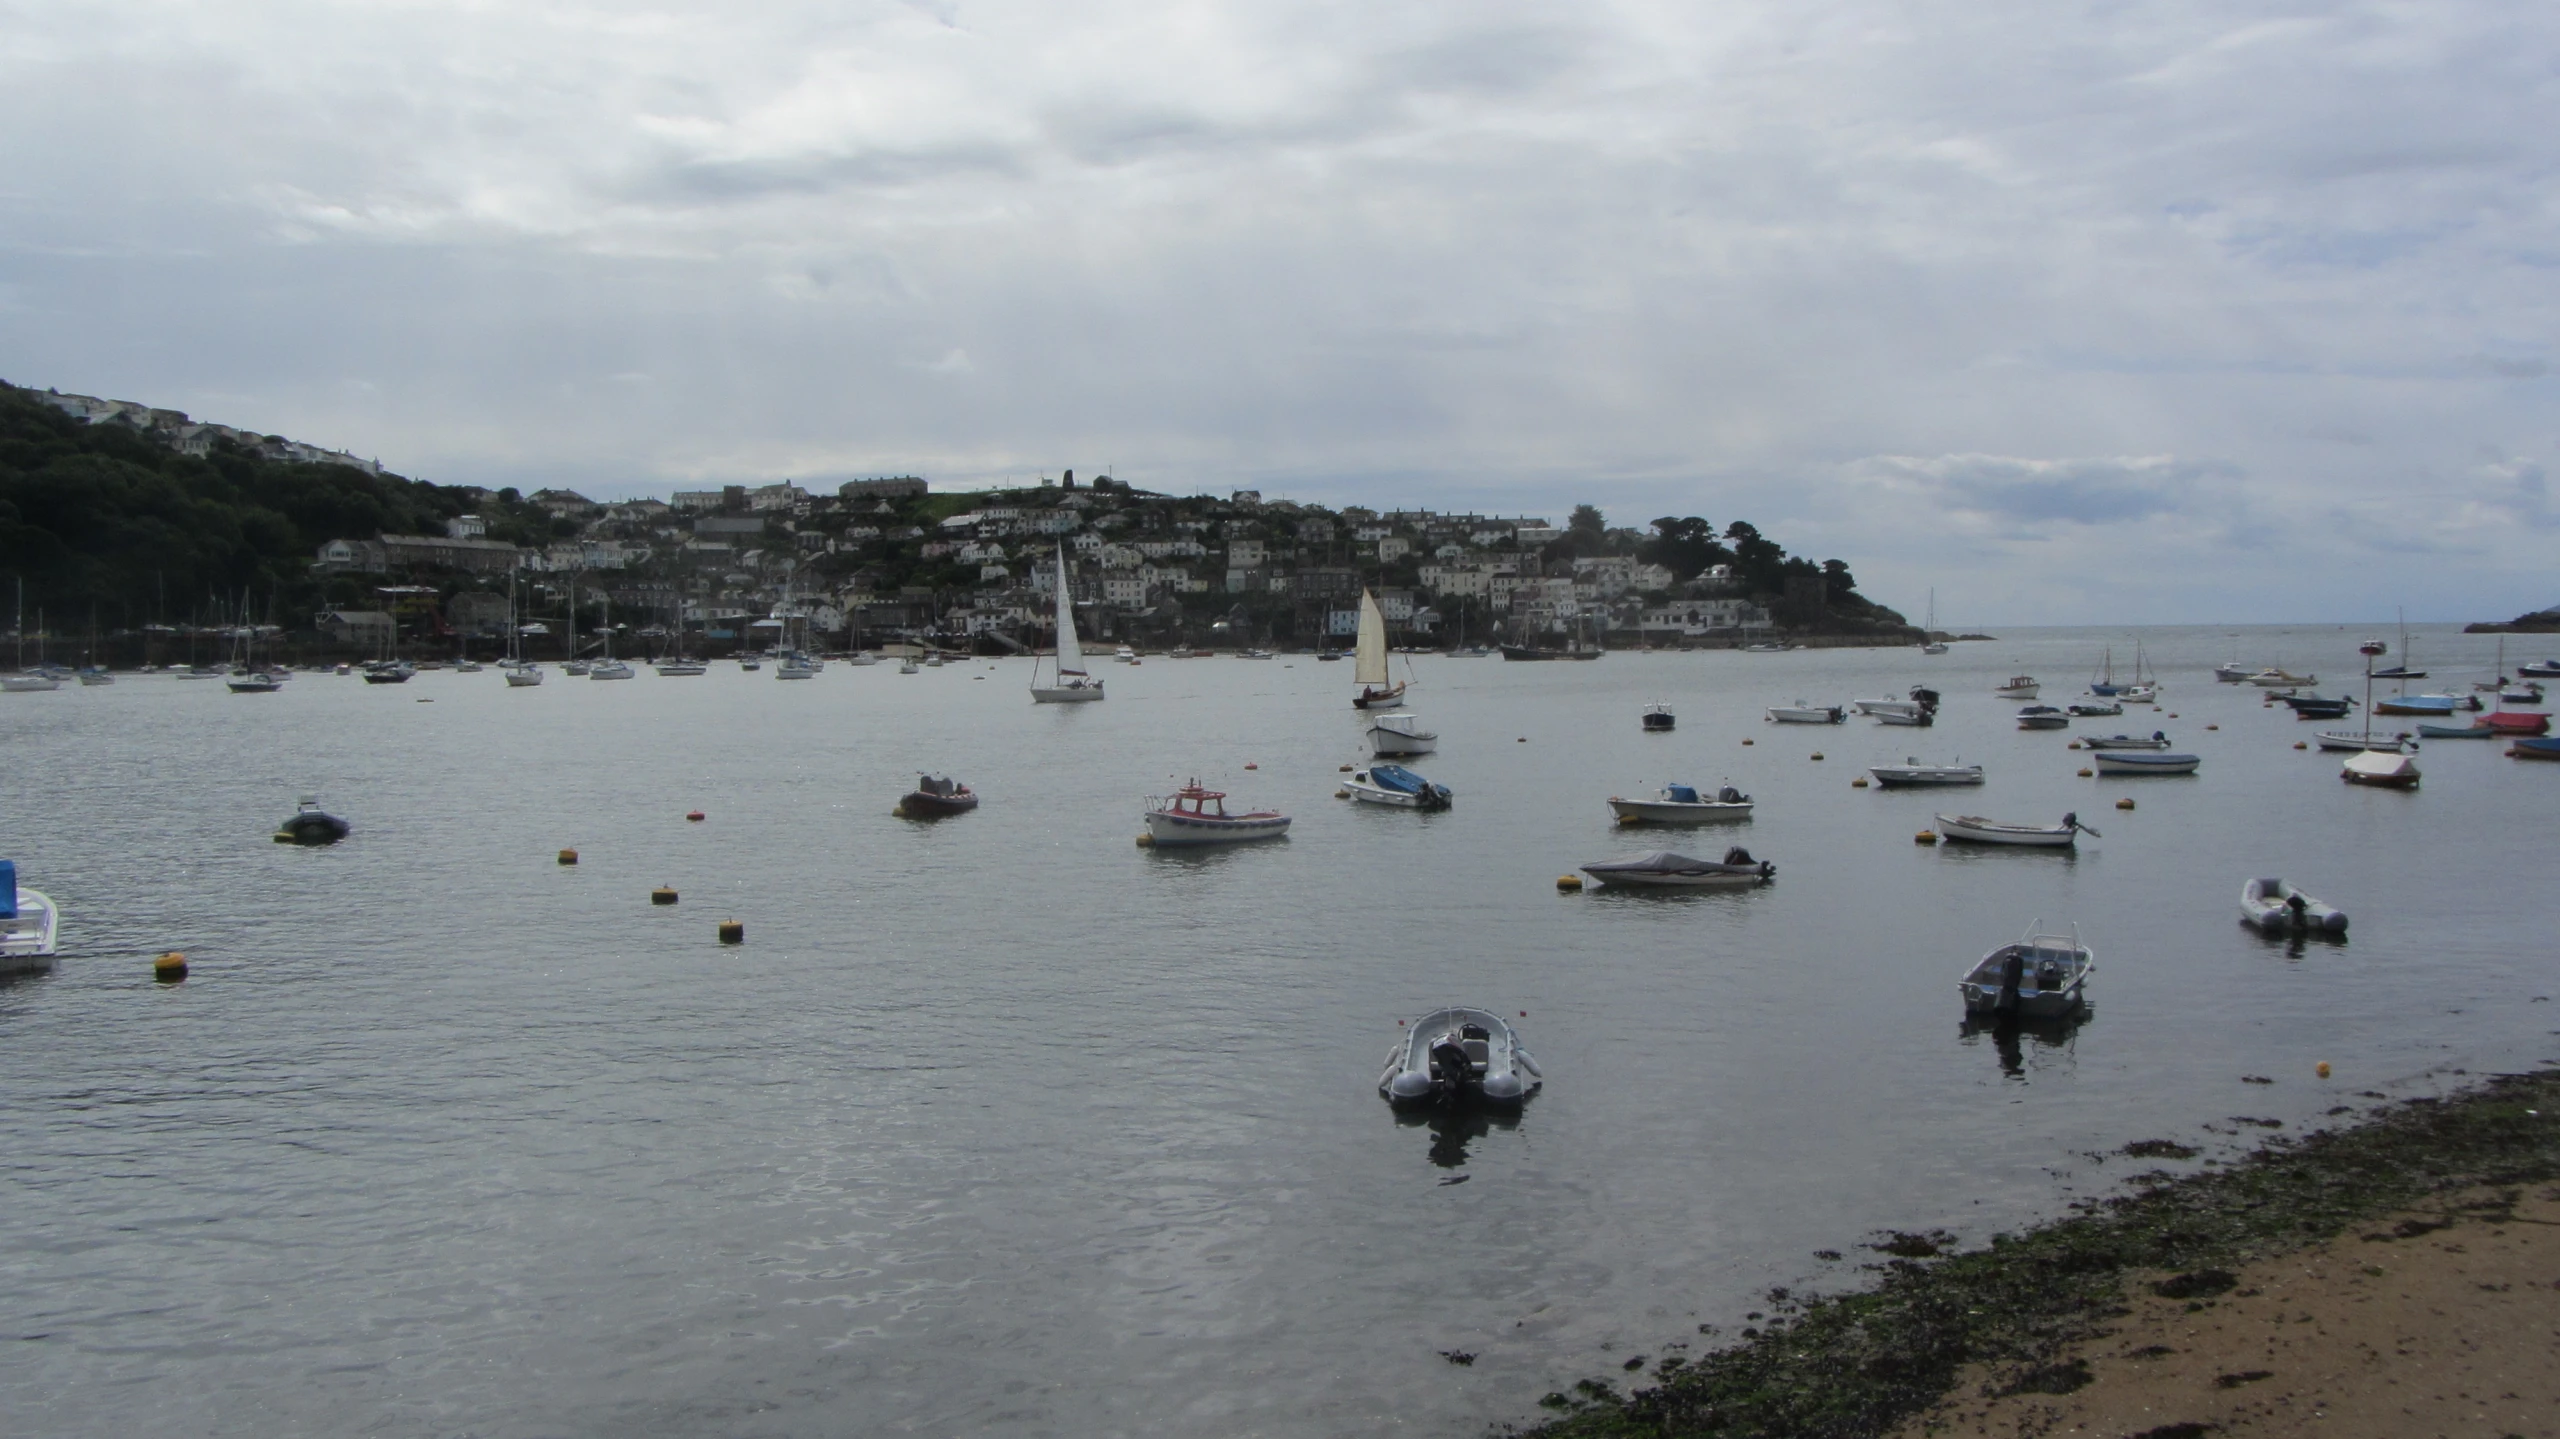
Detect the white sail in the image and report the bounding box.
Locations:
[1053,547,1086,675]
[1354,590,1389,686]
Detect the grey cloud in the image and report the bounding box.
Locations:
[1856,455,2227,527]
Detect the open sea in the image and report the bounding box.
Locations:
[3,624,2556,1437]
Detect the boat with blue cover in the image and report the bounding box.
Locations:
[2510,736,2560,762]
[2416,721,2495,739]
[1,859,59,974]
[1607,782,1753,821]
[1343,764,1452,810]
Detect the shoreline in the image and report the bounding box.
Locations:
[1516,1068,2560,1438]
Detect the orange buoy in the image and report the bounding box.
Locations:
[2293,741,2307,750]
[1914,830,1937,844]
[154,951,188,981]
[2115,797,2135,810]
[2316,1061,2332,1079]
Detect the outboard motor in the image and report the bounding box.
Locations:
[1996,949,2025,1014]
[2286,891,2310,931]
[1718,785,1746,804]
[1723,846,1754,865]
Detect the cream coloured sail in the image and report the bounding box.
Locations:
[1054,547,1086,676]
[1355,591,1389,686]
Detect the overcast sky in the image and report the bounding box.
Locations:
[4,0,2552,623]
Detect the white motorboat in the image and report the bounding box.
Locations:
[2066,699,2123,717]
[2116,683,2159,705]
[2314,728,2409,753]
[1343,764,1453,810]
[505,664,545,687]
[1933,812,2098,847]
[1641,702,1675,732]
[2080,731,2169,750]
[925,653,946,668]
[1114,645,1138,664]
[2,861,58,974]
[1350,590,1408,710]
[1607,782,1753,822]
[1868,759,1983,788]
[1032,546,1105,704]
[1367,713,1438,756]
[1765,700,1845,724]
[1959,922,2092,1020]
[1143,782,1290,845]
[2240,877,2347,936]
[2341,748,2420,787]
[225,670,285,694]
[563,661,592,676]
[1379,1007,1541,1108]
[2,673,62,692]
[2015,705,2069,730]
[76,667,112,686]
[1578,846,1775,888]
[1853,687,1939,725]
[847,651,881,666]
[2092,750,2198,776]
[590,660,634,680]
[776,654,819,679]
[654,660,708,677]
[1993,676,2039,699]
[2521,660,2560,678]
[2248,668,2316,687]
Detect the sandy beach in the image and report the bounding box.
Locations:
[1526,1072,2560,1439]
[1898,1184,2560,1439]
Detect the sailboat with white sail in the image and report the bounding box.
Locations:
[503,569,544,685]
[1919,589,1947,654]
[1031,546,1104,703]
[1350,590,1407,710]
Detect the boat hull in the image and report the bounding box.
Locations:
[1031,684,1106,704]
[2240,879,2347,935]
[1,887,59,972]
[898,793,979,818]
[1144,812,1291,844]
[2092,753,2198,775]
[1607,798,1754,821]
[1934,815,2079,846]
[1868,767,1983,787]
[2509,737,2560,761]
[1765,706,1844,724]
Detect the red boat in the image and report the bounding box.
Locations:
[2484,711,2552,735]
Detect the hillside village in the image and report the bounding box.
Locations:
[9,385,1914,656]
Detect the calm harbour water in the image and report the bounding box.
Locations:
[4,624,2556,1437]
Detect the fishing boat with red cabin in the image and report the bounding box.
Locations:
[1143,782,1292,846]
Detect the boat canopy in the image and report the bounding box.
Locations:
[1664,784,1701,804]
[1367,764,1432,794]
[0,860,14,917]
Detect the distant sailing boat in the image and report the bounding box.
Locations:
[1350,590,1407,710]
[1919,589,1948,655]
[1031,545,1104,703]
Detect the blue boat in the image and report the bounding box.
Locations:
[2416,721,2495,739]
[1343,763,1454,810]
[2511,736,2560,762]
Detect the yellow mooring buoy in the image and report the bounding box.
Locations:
[558,848,578,865]
[1852,776,1869,787]
[154,951,187,981]
[1556,874,1584,892]
[652,886,679,905]
[1915,831,1937,844]
[1134,833,1156,847]
[2293,741,2307,750]
[2317,1061,2332,1078]
[718,920,744,944]
[2077,767,2094,777]
[2116,797,2136,810]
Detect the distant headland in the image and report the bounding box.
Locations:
[2464,606,2560,633]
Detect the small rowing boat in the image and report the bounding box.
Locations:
[1933,812,2098,847]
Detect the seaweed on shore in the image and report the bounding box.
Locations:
[1515,1069,2560,1438]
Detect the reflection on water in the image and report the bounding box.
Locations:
[1959,1012,2093,1081]
[1394,1103,1521,1169]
